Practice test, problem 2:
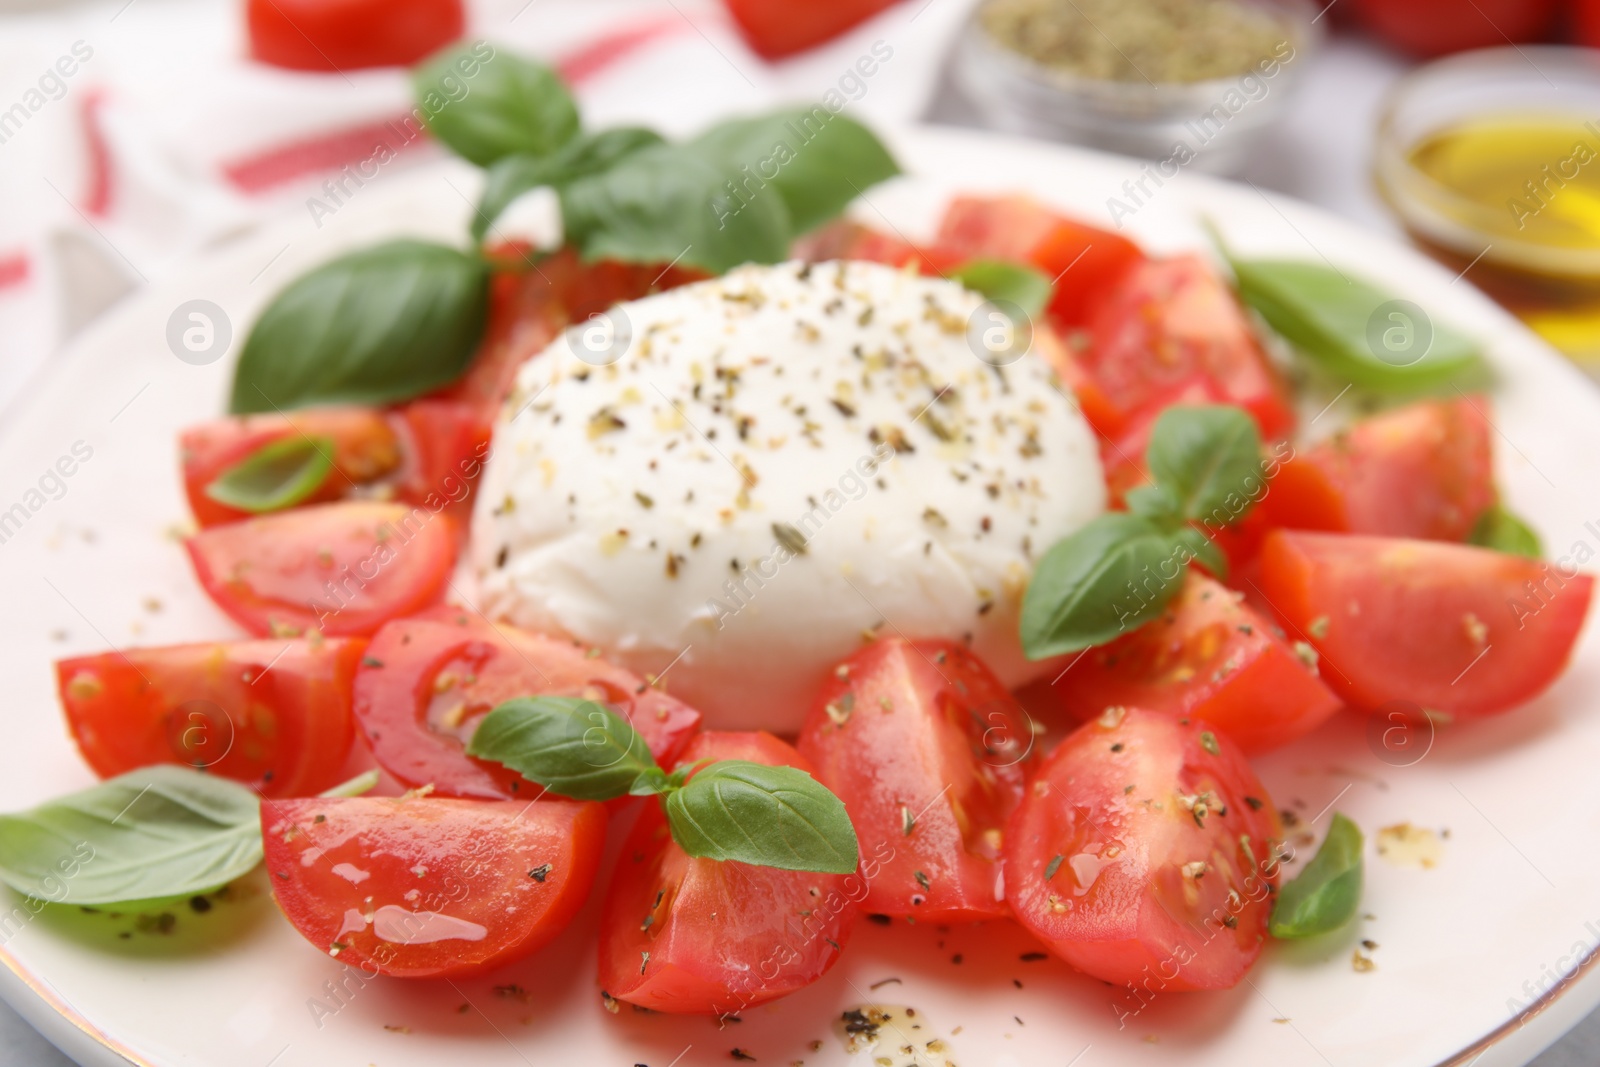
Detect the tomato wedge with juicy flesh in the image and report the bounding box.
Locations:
[264,796,604,978]
[353,609,701,800]
[796,638,1032,922]
[56,638,364,797]
[1263,396,1494,542]
[934,194,1146,328]
[1045,573,1342,755]
[1005,707,1283,991]
[1258,531,1595,718]
[247,0,463,72]
[185,501,456,638]
[599,731,859,1015]
[1084,255,1296,443]
[180,408,402,528]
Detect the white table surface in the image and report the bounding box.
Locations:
[0,15,1596,1067]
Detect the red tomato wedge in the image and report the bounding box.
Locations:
[1264,396,1494,542]
[180,409,402,528]
[56,638,364,797]
[934,194,1145,328]
[353,610,701,800]
[247,0,463,72]
[1031,325,1126,441]
[1258,531,1594,718]
[263,796,604,978]
[1046,573,1342,755]
[185,501,457,638]
[599,731,860,1015]
[453,246,706,418]
[1084,255,1296,443]
[1004,708,1283,991]
[723,0,898,59]
[796,639,1032,922]
[389,399,493,512]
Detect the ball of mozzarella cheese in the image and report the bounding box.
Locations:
[471,260,1105,731]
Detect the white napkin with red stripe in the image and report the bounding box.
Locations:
[0,0,974,414]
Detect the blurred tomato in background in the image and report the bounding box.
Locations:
[247,0,464,71]
[1348,0,1561,57]
[723,0,902,58]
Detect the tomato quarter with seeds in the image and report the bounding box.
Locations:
[264,796,604,978]
[56,638,364,797]
[1005,708,1283,990]
[185,501,456,638]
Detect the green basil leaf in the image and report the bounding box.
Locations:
[690,109,900,235]
[466,696,660,802]
[1021,513,1188,659]
[560,141,792,275]
[1173,525,1229,580]
[1146,404,1264,525]
[0,766,263,906]
[413,43,578,167]
[1230,259,1483,392]
[229,240,489,414]
[664,760,859,874]
[1469,503,1543,559]
[473,127,666,243]
[203,435,333,514]
[1270,813,1363,939]
[1124,484,1181,526]
[949,259,1053,318]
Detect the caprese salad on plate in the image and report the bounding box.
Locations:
[0,38,1593,1053]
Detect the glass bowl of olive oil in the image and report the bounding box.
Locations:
[1375,47,1600,363]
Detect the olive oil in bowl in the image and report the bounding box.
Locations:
[1375,49,1600,363]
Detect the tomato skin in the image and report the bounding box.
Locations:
[185,501,457,638]
[1085,255,1296,444]
[1263,397,1494,542]
[1046,574,1342,755]
[246,0,463,72]
[390,399,492,513]
[723,0,899,59]
[796,639,1033,922]
[1004,708,1283,990]
[1350,0,1557,58]
[599,731,859,1015]
[180,409,401,529]
[449,247,706,418]
[934,194,1145,328]
[56,639,364,797]
[1258,531,1595,718]
[353,609,702,800]
[264,796,604,978]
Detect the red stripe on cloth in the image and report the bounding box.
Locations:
[221,114,426,194]
[80,89,114,217]
[219,21,687,196]
[0,253,30,290]
[555,16,686,83]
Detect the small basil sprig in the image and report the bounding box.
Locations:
[205,436,333,513]
[473,127,666,243]
[230,240,489,414]
[0,767,378,907]
[560,110,898,276]
[1270,813,1363,939]
[949,259,1053,318]
[1020,404,1263,658]
[1469,503,1542,558]
[468,697,859,874]
[1225,256,1483,393]
[414,43,579,167]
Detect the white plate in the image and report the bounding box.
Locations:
[3,125,1599,1067]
